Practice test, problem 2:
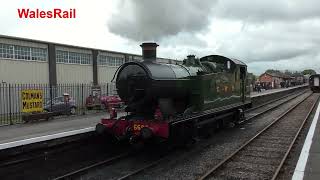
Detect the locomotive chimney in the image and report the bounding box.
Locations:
[140,42,158,62]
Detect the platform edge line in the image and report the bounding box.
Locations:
[0,127,95,150]
[292,99,320,180]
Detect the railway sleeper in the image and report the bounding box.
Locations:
[244,146,287,153]
[222,162,277,177]
[241,150,284,159]
[248,142,290,149]
[216,170,269,180]
[236,154,280,166]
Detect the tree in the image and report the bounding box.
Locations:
[247,72,257,84]
[284,70,293,76]
[302,69,316,75]
[266,69,281,74]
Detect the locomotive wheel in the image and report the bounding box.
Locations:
[184,125,195,143]
[170,122,196,147]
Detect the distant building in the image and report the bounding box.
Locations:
[291,74,306,85]
[259,72,292,89]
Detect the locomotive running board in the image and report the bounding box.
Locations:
[170,102,250,126]
[196,111,235,127]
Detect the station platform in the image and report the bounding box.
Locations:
[293,99,320,180]
[0,85,307,151]
[0,112,126,150]
[250,84,307,98]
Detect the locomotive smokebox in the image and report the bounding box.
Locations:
[116,42,191,116]
[140,42,158,62]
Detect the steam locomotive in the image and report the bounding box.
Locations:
[96,43,251,144]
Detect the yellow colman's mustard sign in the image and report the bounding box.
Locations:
[22,89,43,113]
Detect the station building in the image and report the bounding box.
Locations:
[0,34,179,85]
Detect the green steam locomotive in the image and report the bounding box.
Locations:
[96,43,252,144]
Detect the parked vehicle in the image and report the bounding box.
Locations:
[44,96,77,115]
[100,95,124,109]
[85,94,101,110]
[85,94,124,110]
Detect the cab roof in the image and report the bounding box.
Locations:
[200,55,247,66]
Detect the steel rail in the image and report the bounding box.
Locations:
[198,92,314,180]
[52,152,131,180]
[116,155,170,180]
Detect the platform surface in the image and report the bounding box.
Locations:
[0,85,306,151]
[250,84,307,97]
[0,112,127,150]
[292,98,320,180]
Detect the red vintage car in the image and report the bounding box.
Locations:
[85,94,124,110]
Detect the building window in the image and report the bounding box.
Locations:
[0,43,47,61]
[98,55,107,65]
[56,50,92,65]
[56,50,68,63]
[69,52,81,64]
[133,56,143,62]
[0,43,14,59]
[110,57,115,66]
[98,54,124,67]
[31,47,47,61]
[14,46,31,60]
[128,56,133,62]
[80,54,92,65]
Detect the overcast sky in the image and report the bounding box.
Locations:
[1,0,319,75]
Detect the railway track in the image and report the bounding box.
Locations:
[116,154,172,180]
[115,91,312,180]
[52,152,131,180]
[0,140,89,168]
[243,89,308,122]
[246,89,306,113]
[53,149,179,180]
[51,90,310,180]
[198,92,319,180]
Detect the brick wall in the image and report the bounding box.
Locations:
[259,73,272,82]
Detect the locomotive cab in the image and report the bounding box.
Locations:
[200,55,249,106]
